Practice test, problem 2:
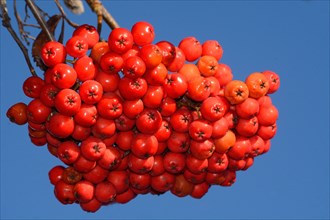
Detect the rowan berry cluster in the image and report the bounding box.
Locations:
[6,21,280,212]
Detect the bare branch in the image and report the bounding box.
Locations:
[1,0,122,78]
[90,0,103,34]
[14,0,31,45]
[25,0,55,41]
[24,1,49,24]
[26,34,36,40]
[96,10,102,34]
[84,0,120,30]
[54,0,79,28]
[22,23,40,28]
[0,0,37,76]
[24,3,29,22]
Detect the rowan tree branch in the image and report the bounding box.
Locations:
[14,0,32,45]
[0,0,37,76]
[25,0,55,41]
[54,0,79,28]
[1,0,121,78]
[84,0,120,30]
[88,0,103,33]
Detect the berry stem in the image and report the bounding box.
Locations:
[84,0,120,30]
[54,0,79,28]
[72,81,81,91]
[177,94,201,112]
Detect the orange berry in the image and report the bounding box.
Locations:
[224,80,249,105]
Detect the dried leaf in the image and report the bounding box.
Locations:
[58,18,65,44]
[32,14,62,71]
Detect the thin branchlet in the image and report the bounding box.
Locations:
[0,0,37,76]
[1,0,120,77]
[84,0,120,30]
[54,0,79,28]
[25,0,55,41]
[14,0,33,45]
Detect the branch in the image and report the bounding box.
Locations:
[89,0,103,33]
[54,0,79,28]
[84,0,120,30]
[14,0,31,45]
[0,0,37,76]
[25,0,55,41]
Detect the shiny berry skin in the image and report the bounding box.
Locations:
[54,89,82,116]
[80,137,106,161]
[57,141,80,165]
[6,102,28,125]
[121,99,143,120]
[122,56,146,79]
[27,99,52,124]
[73,180,95,203]
[54,180,76,204]
[73,24,100,48]
[79,80,103,105]
[187,76,211,102]
[39,84,60,107]
[167,47,185,72]
[139,44,163,69]
[23,76,45,98]
[163,73,188,99]
[99,52,124,74]
[118,77,148,100]
[47,113,75,138]
[131,21,155,46]
[95,71,120,93]
[108,27,134,54]
[156,41,176,67]
[41,41,66,67]
[50,63,77,89]
[66,35,89,58]
[74,55,96,81]
[74,104,98,127]
[202,40,223,61]
[263,70,280,94]
[131,133,158,159]
[136,108,162,134]
[48,165,65,185]
[178,36,202,62]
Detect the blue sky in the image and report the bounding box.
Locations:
[1,0,329,219]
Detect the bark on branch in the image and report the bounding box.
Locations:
[0,0,37,76]
[85,0,120,30]
[1,0,120,77]
[25,0,55,41]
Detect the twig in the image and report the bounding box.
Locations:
[26,34,36,40]
[92,0,103,34]
[22,23,40,28]
[0,0,37,76]
[25,0,55,41]
[35,2,49,18]
[14,0,31,45]
[25,2,49,21]
[54,0,79,28]
[24,3,29,22]
[84,0,119,30]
